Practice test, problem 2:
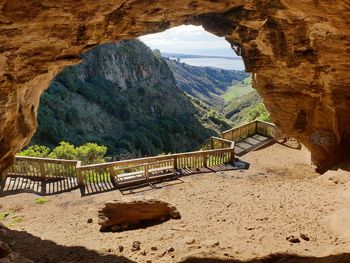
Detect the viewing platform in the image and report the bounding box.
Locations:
[1,120,278,196]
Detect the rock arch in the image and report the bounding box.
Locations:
[0,0,349,173]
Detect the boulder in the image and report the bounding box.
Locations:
[98,197,181,231]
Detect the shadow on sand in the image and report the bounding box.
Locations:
[3,227,136,263]
[0,176,79,197]
[3,227,350,263]
[181,254,350,263]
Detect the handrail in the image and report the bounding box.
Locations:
[13,155,79,164]
[78,146,234,171]
[255,120,276,127]
[5,120,281,193]
[211,137,235,146]
[221,120,258,134]
[7,120,275,176]
[221,120,277,142]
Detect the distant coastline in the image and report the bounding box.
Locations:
[163,55,245,71]
[161,52,242,60]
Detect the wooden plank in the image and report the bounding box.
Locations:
[14,156,78,164]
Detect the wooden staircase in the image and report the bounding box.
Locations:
[220,120,277,156]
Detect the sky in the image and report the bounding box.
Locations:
[139,25,239,58]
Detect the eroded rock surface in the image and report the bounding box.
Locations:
[98,197,181,231]
[0,0,349,173]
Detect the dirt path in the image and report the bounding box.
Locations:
[1,143,349,262]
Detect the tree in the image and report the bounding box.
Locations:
[49,141,77,160]
[76,143,107,165]
[18,145,51,158]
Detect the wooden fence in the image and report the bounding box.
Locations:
[221,120,277,142]
[76,145,235,194]
[1,156,80,193]
[210,137,235,150]
[1,142,235,195]
[2,120,277,195]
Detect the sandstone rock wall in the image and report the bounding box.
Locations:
[0,0,349,173]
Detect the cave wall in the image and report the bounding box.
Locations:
[0,0,349,173]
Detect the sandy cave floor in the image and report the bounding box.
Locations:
[1,143,350,263]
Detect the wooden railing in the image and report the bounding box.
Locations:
[2,156,80,193]
[221,120,277,142]
[256,121,278,138]
[3,121,281,194]
[5,156,79,179]
[210,137,235,150]
[76,144,235,193]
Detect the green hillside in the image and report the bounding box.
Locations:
[221,76,254,102]
[166,58,249,108]
[222,91,270,125]
[32,40,230,159]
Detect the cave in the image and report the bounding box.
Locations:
[0,0,349,174]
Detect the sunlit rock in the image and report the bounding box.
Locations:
[0,0,349,173]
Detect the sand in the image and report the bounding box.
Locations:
[1,143,350,263]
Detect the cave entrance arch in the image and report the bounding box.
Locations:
[0,1,349,173]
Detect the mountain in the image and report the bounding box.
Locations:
[32,40,230,159]
[165,58,249,108]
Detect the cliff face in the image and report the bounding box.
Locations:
[0,0,349,172]
[33,40,222,158]
[166,58,249,108]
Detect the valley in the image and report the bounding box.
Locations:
[30,39,266,160]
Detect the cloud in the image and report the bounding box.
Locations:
[139,25,238,57]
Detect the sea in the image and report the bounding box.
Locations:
[178,58,245,71]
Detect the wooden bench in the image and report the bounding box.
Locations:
[112,159,175,189]
[147,160,175,181]
[113,163,147,188]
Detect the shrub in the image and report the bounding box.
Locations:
[49,141,77,160]
[18,145,51,158]
[246,102,270,123]
[76,143,107,165]
[35,197,48,205]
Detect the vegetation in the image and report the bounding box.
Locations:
[8,215,24,227]
[35,198,49,205]
[18,145,50,158]
[31,40,224,160]
[0,211,10,222]
[28,40,270,163]
[221,76,254,102]
[245,102,270,123]
[49,142,78,160]
[166,58,249,108]
[19,142,107,165]
[222,91,270,125]
[0,210,25,227]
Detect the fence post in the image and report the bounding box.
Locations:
[39,161,45,178]
[76,161,85,196]
[230,149,235,164]
[173,156,177,171]
[145,164,149,181]
[109,166,118,189]
[39,161,46,194]
[203,152,208,168]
